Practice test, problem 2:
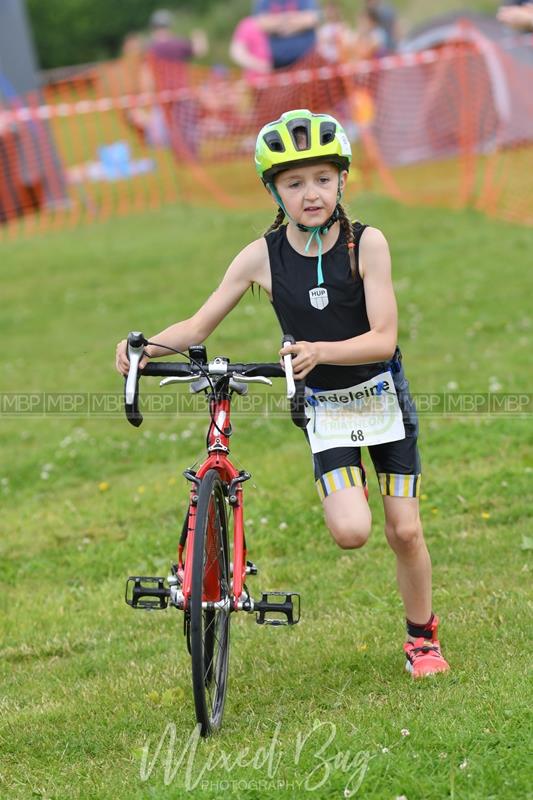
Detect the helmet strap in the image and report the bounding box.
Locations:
[267,175,344,288]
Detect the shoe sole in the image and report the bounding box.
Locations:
[405,659,450,678]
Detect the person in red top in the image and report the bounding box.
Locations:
[146,9,208,63]
[142,9,208,158]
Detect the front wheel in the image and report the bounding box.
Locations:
[190,469,231,736]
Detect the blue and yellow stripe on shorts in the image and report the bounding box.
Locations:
[316,466,365,501]
[316,469,421,500]
[378,473,421,498]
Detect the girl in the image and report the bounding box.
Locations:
[116,109,449,679]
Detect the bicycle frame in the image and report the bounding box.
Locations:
[180,392,248,608]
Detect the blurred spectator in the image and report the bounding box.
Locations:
[353,8,388,59]
[120,32,169,147]
[141,9,209,156]
[364,0,398,52]
[146,8,208,63]
[497,2,533,31]
[253,0,321,69]
[230,15,272,84]
[120,32,146,91]
[317,2,353,63]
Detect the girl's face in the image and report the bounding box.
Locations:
[273,162,347,228]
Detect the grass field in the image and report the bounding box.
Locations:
[1,196,532,800]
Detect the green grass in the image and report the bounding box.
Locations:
[1,197,532,800]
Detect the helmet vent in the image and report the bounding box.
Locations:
[320,121,337,144]
[287,118,311,150]
[263,131,285,152]
[292,126,308,150]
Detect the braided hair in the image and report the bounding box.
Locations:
[264,206,286,236]
[336,203,357,280]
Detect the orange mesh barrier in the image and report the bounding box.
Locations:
[1,24,531,239]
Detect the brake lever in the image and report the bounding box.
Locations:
[282,334,296,399]
[125,331,147,427]
[159,375,198,386]
[126,346,143,403]
[232,373,272,386]
[282,333,307,429]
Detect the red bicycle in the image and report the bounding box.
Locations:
[123,332,304,736]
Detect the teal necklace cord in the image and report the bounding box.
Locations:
[304,227,325,286]
[268,176,342,288]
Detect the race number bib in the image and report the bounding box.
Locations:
[305,371,405,453]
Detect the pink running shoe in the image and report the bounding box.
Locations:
[403,615,450,678]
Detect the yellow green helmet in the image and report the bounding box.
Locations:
[255,109,351,184]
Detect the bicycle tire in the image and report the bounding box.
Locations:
[190,469,231,736]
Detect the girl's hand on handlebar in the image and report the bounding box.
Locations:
[279,340,319,381]
[115,338,150,376]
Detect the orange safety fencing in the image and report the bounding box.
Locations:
[1,22,532,240]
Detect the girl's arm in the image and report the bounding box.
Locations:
[281,227,397,379]
[116,238,267,375]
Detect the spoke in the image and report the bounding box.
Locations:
[212,632,224,687]
[210,620,223,652]
[204,613,227,694]
[203,612,225,680]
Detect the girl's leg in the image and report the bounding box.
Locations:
[382,495,432,625]
[311,445,371,550]
[323,485,372,549]
[382,494,449,677]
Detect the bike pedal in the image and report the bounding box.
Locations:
[125,576,170,610]
[255,591,300,626]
